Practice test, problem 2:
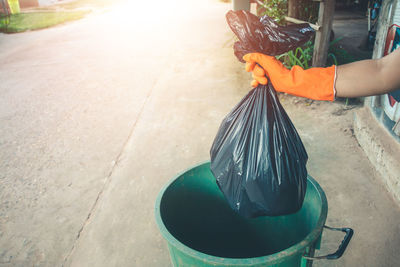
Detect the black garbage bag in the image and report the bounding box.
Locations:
[210,11,310,218]
[210,83,308,218]
[226,10,315,62]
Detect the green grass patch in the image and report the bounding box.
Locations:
[0,10,89,33]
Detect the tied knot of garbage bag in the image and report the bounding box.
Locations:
[226,10,315,62]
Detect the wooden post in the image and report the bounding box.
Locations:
[285,16,321,31]
[288,0,299,19]
[312,0,336,67]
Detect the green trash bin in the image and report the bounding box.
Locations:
[7,0,20,14]
[155,162,353,267]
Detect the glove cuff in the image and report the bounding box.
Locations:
[333,65,337,101]
[320,65,336,101]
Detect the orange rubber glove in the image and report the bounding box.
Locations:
[243,53,336,101]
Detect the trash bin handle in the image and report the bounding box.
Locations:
[302,225,354,260]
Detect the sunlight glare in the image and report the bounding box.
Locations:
[107,0,190,27]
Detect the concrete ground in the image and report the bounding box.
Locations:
[0,1,399,266]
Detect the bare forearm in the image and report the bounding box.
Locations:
[335,48,400,98]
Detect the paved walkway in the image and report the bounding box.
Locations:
[38,0,74,6]
[0,1,399,266]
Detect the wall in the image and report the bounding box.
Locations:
[354,0,400,205]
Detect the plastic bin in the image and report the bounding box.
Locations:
[155,162,352,267]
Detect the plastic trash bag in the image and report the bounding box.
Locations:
[226,10,315,62]
[210,11,310,218]
[210,83,308,218]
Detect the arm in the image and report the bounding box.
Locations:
[336,48,400,98]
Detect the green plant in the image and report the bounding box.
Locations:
[0,16,9,27]
[327,53,338,65]
[276,37,355,70]
[258,0,318,25]
[327,47,355,66]
[257,0,288,25]
[276,40,314,69]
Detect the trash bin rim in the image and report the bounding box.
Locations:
[154,161,328,265]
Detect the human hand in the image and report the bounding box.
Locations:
[243,52,336,101]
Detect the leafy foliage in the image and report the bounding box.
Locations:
[276,37,356,69]
[276,41,314,69]
[257,0,318,25]
[327,39,356,66]
[257,0,288,25]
